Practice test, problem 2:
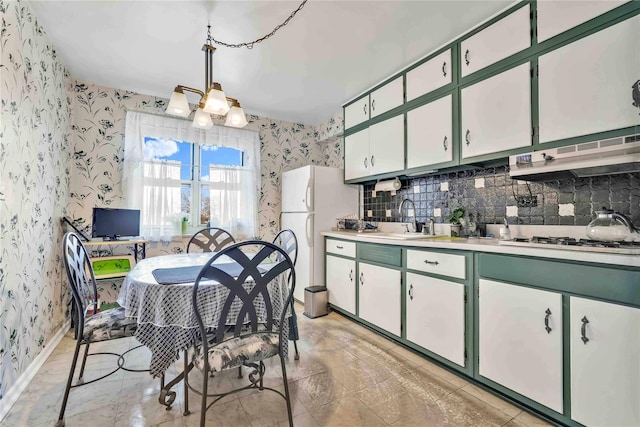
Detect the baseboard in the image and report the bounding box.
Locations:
[0,321,71,422]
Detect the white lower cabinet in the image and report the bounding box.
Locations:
[478,279,563,413]
[325,255,356,315]
[406,272,465,366]
[570,297,640,427]
[358,262,401,336]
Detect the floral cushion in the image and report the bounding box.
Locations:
[192,333,280,373]
[83,306,138,342]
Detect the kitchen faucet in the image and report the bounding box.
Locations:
[398,198,417,232]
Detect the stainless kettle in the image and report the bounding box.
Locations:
[586,207,638,241]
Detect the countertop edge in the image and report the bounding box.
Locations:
[321,231,640,268]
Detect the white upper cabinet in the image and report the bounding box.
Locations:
[461,5,531,78]
[344,128,370,181]
[461,63,531,159]
[369,115,405,175]
[406,49,452,102]
[537,0,628,42]
[370,76,404,119]
[407,95,453,169]
[344,95,369,130]
[538,14,640,143]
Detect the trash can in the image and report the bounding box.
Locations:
[303,286,328,319]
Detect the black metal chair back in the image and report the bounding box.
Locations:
[192,240,295,346]
[273,229,298,266]
[62,231,98,336]
[186,227,236,253]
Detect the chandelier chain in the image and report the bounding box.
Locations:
[207,0,308,49]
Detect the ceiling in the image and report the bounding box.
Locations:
[28,0,512,126]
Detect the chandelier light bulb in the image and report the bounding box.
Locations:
[225,103,248,128]
[165,87,190,118]
[203,84,230,115]
[192,104,213,129]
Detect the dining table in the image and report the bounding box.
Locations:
[117,252,292,410]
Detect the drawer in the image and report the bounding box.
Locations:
[406,249,466,280]
[359,243,402,267]
[326,239,356,258]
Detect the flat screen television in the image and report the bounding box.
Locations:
[91,208,140,241]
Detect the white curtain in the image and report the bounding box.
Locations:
[208,166,258,240]
[123,111,260,241]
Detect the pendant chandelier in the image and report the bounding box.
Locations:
[165,26,248,129]
[165,1,308,129]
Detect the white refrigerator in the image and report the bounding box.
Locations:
[281,165,359,303]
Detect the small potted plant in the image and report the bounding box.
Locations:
[445,206,465,237]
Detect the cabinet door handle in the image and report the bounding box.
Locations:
[363,103,367,115]
[364,157,368,169]
[443,136,448,152]
[581,316,589,344]
[336,245,343,249]
[409,284,414,300]
[360,272,364,286]
[424,259,439,266]
[464,49,470,66]
[349,269,353,282]
[465,129,471,146]
[442,61,447,77]
[370,155,375,167]
[371,99,376,111]
[544,308,552,334]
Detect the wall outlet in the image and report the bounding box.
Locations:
[516,194,538,207]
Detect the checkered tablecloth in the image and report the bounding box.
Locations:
[117,253,291,377]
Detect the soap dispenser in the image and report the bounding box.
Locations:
[500,218,511,241]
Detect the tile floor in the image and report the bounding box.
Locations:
[1,304,553,427]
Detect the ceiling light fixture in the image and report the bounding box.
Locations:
[166,26,246,128]
[166,1,308,129]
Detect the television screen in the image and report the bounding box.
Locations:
[91,208,140,240]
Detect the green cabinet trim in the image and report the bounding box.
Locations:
[478,253,640,306]
[358,243,402,266]
[342,1,640,183]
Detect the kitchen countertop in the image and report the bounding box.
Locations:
[321,230,640,268]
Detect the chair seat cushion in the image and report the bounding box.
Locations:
[192,333,280,373]
[83,306,138,342]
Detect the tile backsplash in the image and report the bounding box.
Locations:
[363,166,640,230]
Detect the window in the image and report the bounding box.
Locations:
[123,111,259,241]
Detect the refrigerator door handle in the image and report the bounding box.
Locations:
[305,178,312,211]
[305,213,314,247]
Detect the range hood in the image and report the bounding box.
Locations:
[509,133,640,181]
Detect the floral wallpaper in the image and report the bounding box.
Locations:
[0,0,345,410]
[0,0,73,403]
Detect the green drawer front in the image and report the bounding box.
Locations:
[358,243,402,267]
[479,254,640,306]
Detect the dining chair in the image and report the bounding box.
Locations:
[273,229,300,360]
[56,231,146,427]
[185,241,296,427]
[186,227,236,253]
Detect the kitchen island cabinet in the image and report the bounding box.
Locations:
[570,297,640,427]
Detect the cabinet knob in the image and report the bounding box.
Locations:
[581,316,590,344]
[359,272,364,286]
[349,269,353,282]
[544,308,552,334]
[464,49,470,66]
[424,259,439,266]
[336,245,343,250]
[363,103,367,115]
[364,157,368,168]
[370,155,375,167]
[465,129,471,146]
[409,284,414,300]
[371,99,376,111]
[443,136,448,152]
[442,61,447,77]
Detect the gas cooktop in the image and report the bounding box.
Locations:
[498,236,640,255]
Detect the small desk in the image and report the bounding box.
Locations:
[117,253,291,408]
[84,239,148,261]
